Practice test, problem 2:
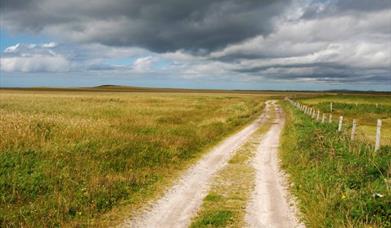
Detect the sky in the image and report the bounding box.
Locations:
[0,0,390,91]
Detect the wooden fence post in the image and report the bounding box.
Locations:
[338,116,343,132]
[375,119,382,151]
[316,110,320,121]
[322,113,325,123]
[351,119,357,141]
[330,102,333,112]
[329,114,332,123]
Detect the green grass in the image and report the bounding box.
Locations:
[0,90,268,227]
[192,210,233,227]
[280,101,391,227]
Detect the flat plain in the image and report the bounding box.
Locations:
[0,89,269,226]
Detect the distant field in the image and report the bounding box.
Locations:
[0,89,268,226]
[298,94,391,145]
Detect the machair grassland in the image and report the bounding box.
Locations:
[0,90,267,226]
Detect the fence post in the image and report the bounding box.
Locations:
[329,114,332,123]
[322,113,325,123]
[330,102,333,112]
[375,119,382,151]
[351,119,357,141]
[316,110,320,121]
[338,116,343,132]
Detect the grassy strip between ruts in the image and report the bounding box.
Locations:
[190,104,275,228]
[280,101,391,227]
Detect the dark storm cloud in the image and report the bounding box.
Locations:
[1,0,291,53]
[235,64,391,84]
[301,0,391,19]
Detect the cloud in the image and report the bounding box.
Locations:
[1,55,70,72]
[207,5,391,84]
[4,43,21,53]
[0,42,155,73]
[1,43,70,72]
[1,0,292,53]
[132,56,153,73]
[41,42,57,48]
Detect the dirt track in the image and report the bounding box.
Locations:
[121,102,271,228]
[245,103,303,228]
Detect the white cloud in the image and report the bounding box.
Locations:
[41,42,57,48]
[1,55,70,72]
[132,56,153,73]
[4,43,21,53]
[1,43,70,72]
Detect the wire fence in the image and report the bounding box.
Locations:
[286,98,389,151]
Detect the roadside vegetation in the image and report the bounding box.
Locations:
[280,101,390,227]
[0,90,266,226]
[299,94,391,145]
[191,107,274,227]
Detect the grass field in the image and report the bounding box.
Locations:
[0,89,268,226]
[298,94,391,145]
[281,101,390,227]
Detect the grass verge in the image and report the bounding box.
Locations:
[280,101,390,227]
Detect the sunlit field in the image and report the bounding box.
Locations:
[298,94,391,145]
[0,89,268,226]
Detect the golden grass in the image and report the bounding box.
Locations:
[0,90,270,227]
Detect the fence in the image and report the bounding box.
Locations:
[287,98,384,152]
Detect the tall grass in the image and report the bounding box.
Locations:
[0,91,266,226]
[280,102,390,227]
